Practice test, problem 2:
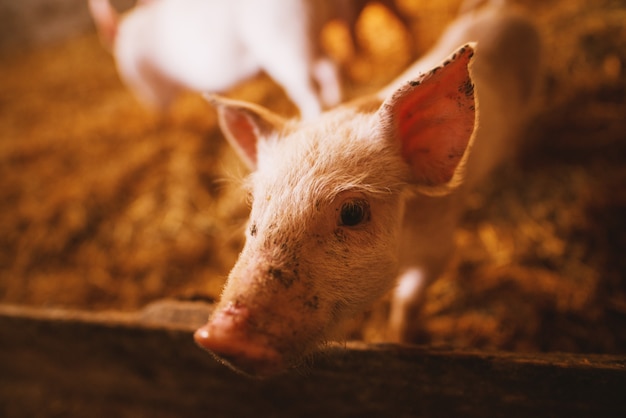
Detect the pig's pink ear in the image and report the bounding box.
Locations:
[206,95,286,170]
[380,44,477,194]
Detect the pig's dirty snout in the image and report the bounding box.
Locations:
[194,302,284,377]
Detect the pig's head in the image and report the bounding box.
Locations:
[195,44,477,377]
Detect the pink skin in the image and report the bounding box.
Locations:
[195,303,284,377]
[195,1,540,377]
[194,45,478,377]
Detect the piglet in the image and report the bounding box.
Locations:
[88,0,342,119]
[194,0,541,377]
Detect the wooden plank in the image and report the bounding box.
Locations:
[0,303,625,418]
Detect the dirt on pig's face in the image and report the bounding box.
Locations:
[196,109,411,376]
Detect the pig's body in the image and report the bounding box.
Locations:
[195,0,541,376]
[89,0,342,119]
[387,0,542,340]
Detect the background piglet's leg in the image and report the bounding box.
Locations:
[238,0,337,119]
[312,57,342,109]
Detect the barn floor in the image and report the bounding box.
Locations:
[1,0,625,354]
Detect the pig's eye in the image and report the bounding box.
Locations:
[339,199,370,227]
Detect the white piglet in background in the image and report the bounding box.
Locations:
[191,0,541,377]
[88,0,342,119]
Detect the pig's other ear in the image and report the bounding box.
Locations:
[205,94,286,170]
[380,43,477,195]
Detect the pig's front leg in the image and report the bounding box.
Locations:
[387,268,427,342]
[387,193,461,342]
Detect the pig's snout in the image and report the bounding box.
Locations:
[194,303,284,378]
